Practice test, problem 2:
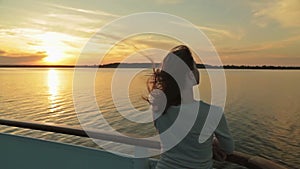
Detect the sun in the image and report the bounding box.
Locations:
[37,32,69,64]
[43,46,64,63]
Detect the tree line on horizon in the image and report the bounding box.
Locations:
[0,63,299,69]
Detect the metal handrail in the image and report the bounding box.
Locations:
[0,118,160,149]
[0,118,287,169]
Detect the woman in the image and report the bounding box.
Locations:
[146,45,234,169]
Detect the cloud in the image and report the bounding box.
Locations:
[0,50,47,65]
[219,35,300,55]
[252,0,300,27]
[28,17,96,38]
[169,21,244,41]
[217,34,300,66]
[27,9,111,38]
[155,0,184,4]
[0,50,6,54]
[42,2,119,18]
[82,32,182,64]
[197,25,245,41]
[27,41,43,46]
[18,2,121,40]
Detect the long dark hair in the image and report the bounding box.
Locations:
[146,45,197,115]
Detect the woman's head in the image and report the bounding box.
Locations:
[161,45,199,86]
[147,45,199,114]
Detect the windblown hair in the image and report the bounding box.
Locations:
[146,45,196,115]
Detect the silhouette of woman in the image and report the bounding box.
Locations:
[146,45,234,169]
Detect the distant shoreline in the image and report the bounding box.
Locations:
[0,63,299,70]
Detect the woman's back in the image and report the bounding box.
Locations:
[155,101,234,169]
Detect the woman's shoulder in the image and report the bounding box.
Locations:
[169,100,222,111]
[199,100,224,113]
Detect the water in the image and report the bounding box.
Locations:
[0,68,299,168]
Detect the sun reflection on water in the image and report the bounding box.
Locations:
[47,69,59,113]
[48,69,59,96]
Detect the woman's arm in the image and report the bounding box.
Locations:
[214,113,235,154]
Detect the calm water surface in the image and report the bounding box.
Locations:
[0,68,299,169]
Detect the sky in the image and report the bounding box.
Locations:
[0,0,299,66]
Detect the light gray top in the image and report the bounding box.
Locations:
[154,101,234,169]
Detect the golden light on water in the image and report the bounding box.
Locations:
[47,69,59,113]
[48,69,59,96]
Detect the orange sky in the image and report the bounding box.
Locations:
[0,0,299,66]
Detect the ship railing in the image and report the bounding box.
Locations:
[0,118,287,169]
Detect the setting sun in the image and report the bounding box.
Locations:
[37,32,71,64]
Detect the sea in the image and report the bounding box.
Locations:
[0,68,299,169]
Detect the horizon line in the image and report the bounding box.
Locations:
[0,63,299,69]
